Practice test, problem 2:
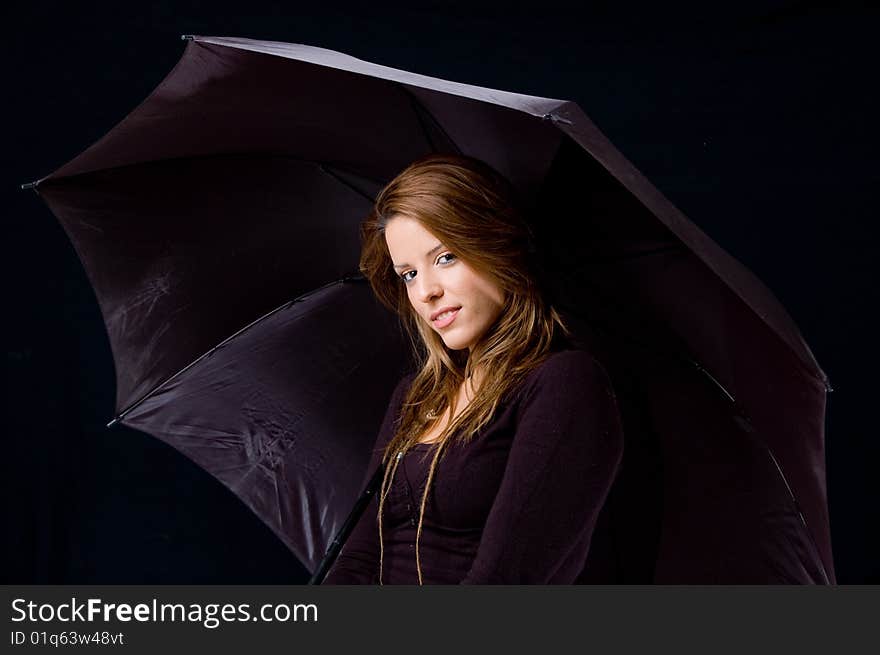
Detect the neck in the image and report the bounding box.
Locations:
[464,365,485,394]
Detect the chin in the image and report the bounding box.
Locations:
[441,334,472,351]
[442,340,468,351]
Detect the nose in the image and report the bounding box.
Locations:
[414,268,443,304]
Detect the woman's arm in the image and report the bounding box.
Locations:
[322,374,413,584]
[460,351,624,584]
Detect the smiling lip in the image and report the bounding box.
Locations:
[431,307,461,328]
[430,306,461,321]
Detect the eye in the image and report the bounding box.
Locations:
[437,252,456,265]
[399,253,456,284]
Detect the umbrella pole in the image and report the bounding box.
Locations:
[308,461,386,584]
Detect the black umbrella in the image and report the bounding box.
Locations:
[24,35,834,582]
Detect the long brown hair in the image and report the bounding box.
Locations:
[359,153,572,584]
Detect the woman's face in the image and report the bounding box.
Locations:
[384,215,506,352]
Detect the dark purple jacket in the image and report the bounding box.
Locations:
[323,349,625,584]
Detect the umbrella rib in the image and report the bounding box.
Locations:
[33,151,389,193]
[406,90,438,152]
[399,85,462,155]
[318,164,376,204]
[569,274,834,581]
[764,443,832,584]
[556,274,743,405]
[571,279,836,580]
[106,275,367,428]
[689,361,735,403]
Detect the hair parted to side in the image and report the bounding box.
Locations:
[359,153,572,584]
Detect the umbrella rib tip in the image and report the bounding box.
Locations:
[542,113,573,126]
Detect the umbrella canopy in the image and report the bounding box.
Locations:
[27,35,834,582]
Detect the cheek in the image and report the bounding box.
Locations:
[473,280,505,315]
[405,287,427,319]
[493,288,506,311]
[486,296,505,322]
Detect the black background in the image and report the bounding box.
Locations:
[4,1,877,583]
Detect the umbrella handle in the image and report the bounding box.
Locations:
[308,461,386,584]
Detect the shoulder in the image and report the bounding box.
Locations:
[387,370,418,411]
[534,349,605,376]
[527,349,611,385]
[515,349,616,406]
[394,370,418,397]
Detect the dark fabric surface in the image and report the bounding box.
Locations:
[325,345,832,585]
[324,349,625,584]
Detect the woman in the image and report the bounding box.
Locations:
[323,153,624,584]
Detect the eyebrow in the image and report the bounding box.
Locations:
[393,243,445,270]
